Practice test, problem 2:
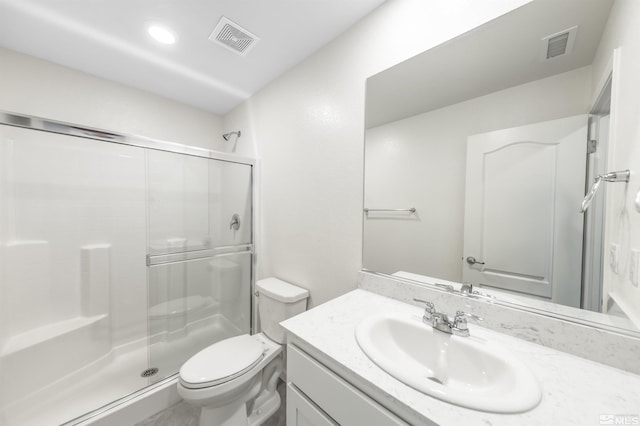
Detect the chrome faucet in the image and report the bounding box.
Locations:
[460,282,473,294]
[451,311,483,337]
[413,299,482,337]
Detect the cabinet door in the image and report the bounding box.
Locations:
[288,345,409,426]
[287,383,338,426]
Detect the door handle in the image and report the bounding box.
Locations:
[465,256,485,265]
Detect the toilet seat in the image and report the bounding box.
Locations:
[177,277,308,426]
[179,334,265,389]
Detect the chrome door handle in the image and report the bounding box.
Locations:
[465,256,485,265]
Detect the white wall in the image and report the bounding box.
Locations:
[0,47,223,150]
[592,0,640,326]
[363,67,592,282]
[225,0,532,307]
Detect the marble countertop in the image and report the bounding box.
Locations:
[281,289,640,426]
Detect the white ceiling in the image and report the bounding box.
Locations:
[366,0,614,128]
[0,0,386,116]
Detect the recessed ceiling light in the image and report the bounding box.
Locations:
[148,25,176,45]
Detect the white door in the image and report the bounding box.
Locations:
[462,115,587,307]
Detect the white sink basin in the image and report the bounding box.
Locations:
[355,313,541,413]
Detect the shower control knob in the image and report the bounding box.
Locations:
[230,214,241,231]
[465,256,485,266]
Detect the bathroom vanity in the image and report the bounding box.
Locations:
[281,289,640,426]
[286,344,406,426]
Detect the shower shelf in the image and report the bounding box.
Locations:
[1,314,107,357]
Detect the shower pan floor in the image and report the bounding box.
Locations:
[2,315,241,426]
[3,338,148,426]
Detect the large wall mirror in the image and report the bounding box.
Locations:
[363,0,640,336]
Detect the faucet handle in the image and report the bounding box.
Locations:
[413,298,436,323]
[452,310,483,337]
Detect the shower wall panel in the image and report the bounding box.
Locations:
[147,151,210,254]
[0,125,149,425]
[211,160,252,246]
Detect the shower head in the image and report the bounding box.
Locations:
[222,130,241,141]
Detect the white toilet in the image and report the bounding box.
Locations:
[177,277,309,426]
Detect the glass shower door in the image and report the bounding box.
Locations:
[147,252,252,382]
[146,150,253,383]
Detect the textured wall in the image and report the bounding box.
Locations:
[225,0,532,307]
[0,47,223,150]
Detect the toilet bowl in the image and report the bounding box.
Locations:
[177,277,309,426]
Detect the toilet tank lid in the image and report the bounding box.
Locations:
[257,278,309,303]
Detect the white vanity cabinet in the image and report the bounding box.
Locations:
[286,344,410,426]
[287,384,338,426]
[282,289,640,426]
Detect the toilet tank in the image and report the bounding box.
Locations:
[256,278,309,344]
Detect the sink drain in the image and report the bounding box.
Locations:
[427,376,443,385]
[140,367,159,378]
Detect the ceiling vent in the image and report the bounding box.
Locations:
[209,16,259,56]
[540,26,578,60]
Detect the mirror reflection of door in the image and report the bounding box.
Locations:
[583,75,611,313]
[462,115,587,308]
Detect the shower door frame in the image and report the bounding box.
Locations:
[0,109,257,425]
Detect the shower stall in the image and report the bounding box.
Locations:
[0,112,254,426]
